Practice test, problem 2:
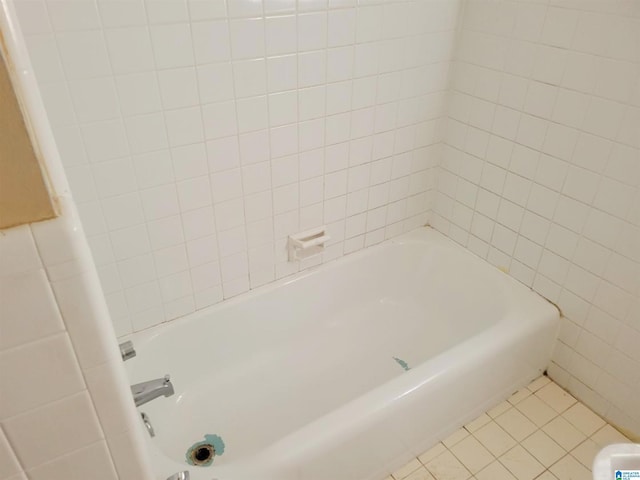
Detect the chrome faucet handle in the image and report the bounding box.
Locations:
[141,412,155,437]
[167,472,189,480]
[119,340,136,361]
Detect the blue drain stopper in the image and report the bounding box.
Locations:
[186,434,225,467]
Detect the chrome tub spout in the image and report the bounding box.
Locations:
[131,374,174,407]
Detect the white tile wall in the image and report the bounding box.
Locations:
[1,3,155,474]
[0,207,154,480]
[14,0,461,337]
[434,0,640,437]
[0,226,105,480]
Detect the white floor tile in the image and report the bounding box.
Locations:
[495,408,538,442]
[570,438,599,470]
[473,422,518,457]
[419,443,447,465]
[393,459,422,479]
[534,472,559,480]
[508,388,532,405]
[465,413,491,433]
[520,430,565,467]
[475,461,516,480]
[443,428,470,448]
[404,466,435,480]
[548,454,590,480]
[561,403,605,436]
[516,395,558,427]
[541,417,586,451]
[535,383,576,413]
[487,401,511,419]
[450,436,494,474]
[425,450,471,480]
[527,376,551,393]
[499,445,545,480]
[590,424,630,447]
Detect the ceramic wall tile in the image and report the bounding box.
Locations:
[435,0,640,436]
[16,0,461,338]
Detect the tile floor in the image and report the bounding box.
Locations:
[384,376,633,480]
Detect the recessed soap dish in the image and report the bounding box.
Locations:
[288,226,330,262]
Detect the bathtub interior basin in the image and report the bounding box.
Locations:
[124,227,559,480]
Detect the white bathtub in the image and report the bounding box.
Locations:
[125,227,559,480]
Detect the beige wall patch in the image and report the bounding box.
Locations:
[0,41,56,229]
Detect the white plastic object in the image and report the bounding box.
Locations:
[287,226,330,261]
[593,443,640,480]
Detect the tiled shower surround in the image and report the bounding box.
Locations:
[14,0,640,440]
[434,0,640,436]
[0,208,153,480]
[14,0,460,336]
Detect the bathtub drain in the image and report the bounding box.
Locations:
[186,434,225,467]
[192,445,213,464]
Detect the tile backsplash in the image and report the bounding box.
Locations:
[15,0,461,336]
[433,0,640,436]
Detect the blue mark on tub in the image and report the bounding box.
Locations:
[186,434,225,467]
[393,357,411,371]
